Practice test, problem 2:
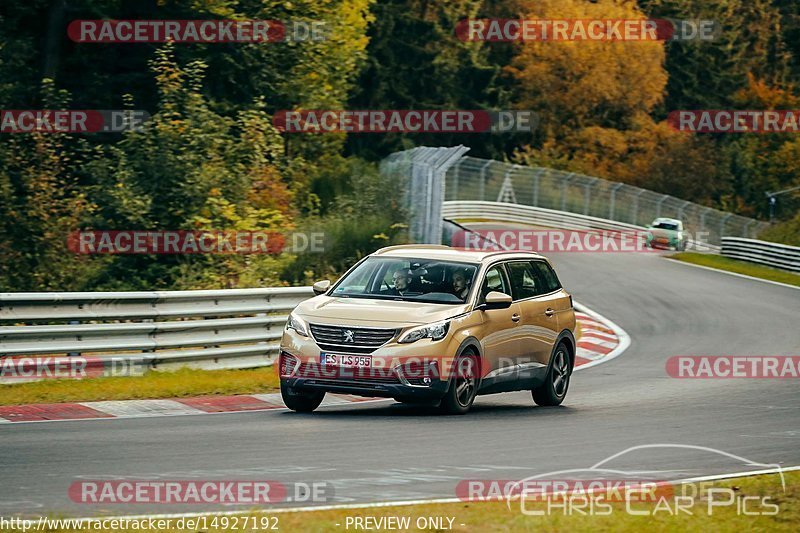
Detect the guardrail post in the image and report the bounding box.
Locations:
[67,319,81,357]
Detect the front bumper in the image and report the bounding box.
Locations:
[282,374,450,400]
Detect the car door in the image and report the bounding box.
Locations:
[505,260,553,370]
[529,260,572,355]
[477,264,521,381]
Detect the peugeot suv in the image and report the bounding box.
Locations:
[279,245,576,414]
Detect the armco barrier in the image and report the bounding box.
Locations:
[0,287,313,372]
[721,237,800,273]
[442,200,719,252]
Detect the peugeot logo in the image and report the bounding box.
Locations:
[343,329,355,343]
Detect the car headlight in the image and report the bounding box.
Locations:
[286,312,309,337]
[398,321,450,343]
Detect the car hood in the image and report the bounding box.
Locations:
[294,295,470,326]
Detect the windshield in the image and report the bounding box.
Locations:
[652,222,679,231]
[330,257,479,304]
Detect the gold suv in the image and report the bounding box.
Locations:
[279,245,576,414]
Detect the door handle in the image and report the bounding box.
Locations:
[511,313,521,322]
[544,308,555,317]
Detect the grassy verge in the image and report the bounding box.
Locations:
[0,366,279,406]
[16,471,799,532]
[670,252,800,287]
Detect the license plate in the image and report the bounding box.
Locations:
[655,238,669,244]
[321,353,372,368]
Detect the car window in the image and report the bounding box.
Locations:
[506,261,538,301]
[652,222,679,231]
[530,261,562,295]
[480,265,509,301]
[330,257,479,304]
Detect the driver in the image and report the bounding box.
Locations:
[382,269,411,296]
[452,270,469,300]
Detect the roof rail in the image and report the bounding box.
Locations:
[373,244,452,255]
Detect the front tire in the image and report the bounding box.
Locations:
[532,344,571,406]
[281,382,325,412]
[440,353,480,415]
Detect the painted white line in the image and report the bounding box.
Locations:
[84,399,207,418]
[572,301,630,372]
[665,257,800,290]
[576,337,617,349]
[58,465,800,523]
[575,349,609,361]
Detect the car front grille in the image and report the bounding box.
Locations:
[309,324,397,354]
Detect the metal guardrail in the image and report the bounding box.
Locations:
[0,287,313,372]
[442,201,720,252]
[721,238,800,273]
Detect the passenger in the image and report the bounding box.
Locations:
[452,270,470,300]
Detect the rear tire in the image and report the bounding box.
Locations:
[281,382,325,412]
[532,343,571,406]
[439,353,480,415]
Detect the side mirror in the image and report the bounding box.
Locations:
[312,279,331,295]
[477,291,512,311]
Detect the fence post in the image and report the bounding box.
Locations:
[719,213,733,241]
[677,200,691,220]
[609,182,624,220]
[561,173,575,212]
[451,159,461,201]
[583,180,593,216]
[479,160,492,201]
[632,189,646,226]
[744,219,757,239]
[700,207,712,235]
[532,168,541,206]
[655,196,667,219]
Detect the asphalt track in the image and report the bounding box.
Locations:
[1,226,799,518]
